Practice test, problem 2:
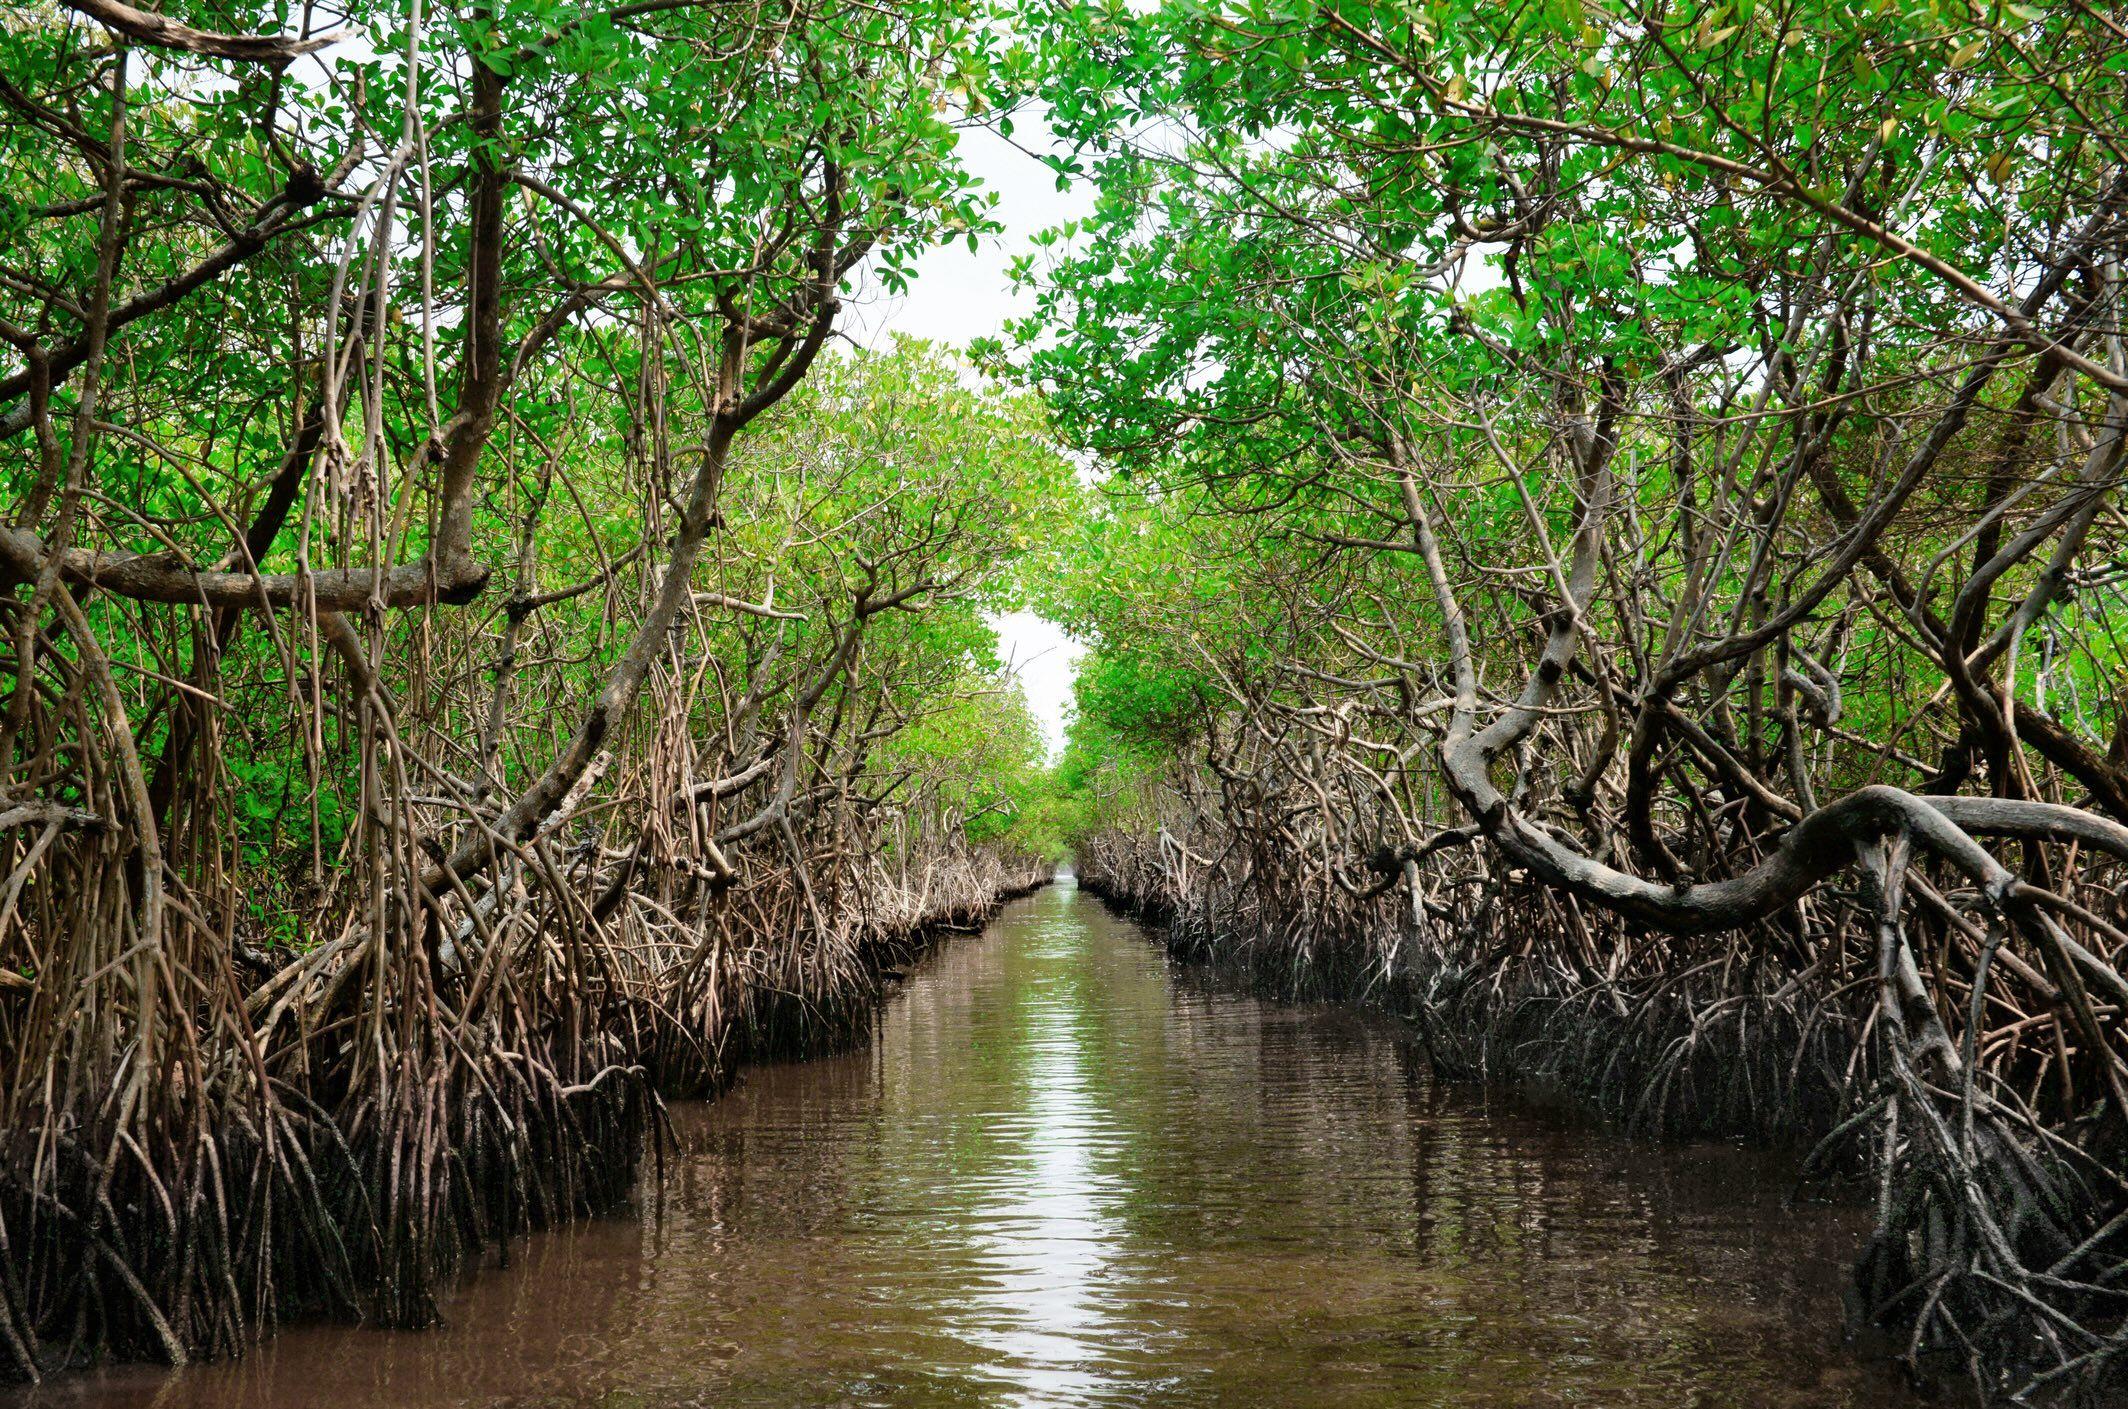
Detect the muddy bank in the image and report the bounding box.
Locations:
[1073,836,2125,1404]
[0,854,1052,1386]
[1077,861,1852,1148]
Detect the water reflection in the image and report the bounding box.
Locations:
[10,879,1923,1408]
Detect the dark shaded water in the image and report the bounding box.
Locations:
[15,880,1922,1407]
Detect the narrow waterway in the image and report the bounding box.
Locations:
[21,880,1921,1408]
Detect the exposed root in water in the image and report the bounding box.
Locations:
[1078,827,2128,1405]
[0,801,1046,1380]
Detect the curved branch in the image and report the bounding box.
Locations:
[63,0,344,61]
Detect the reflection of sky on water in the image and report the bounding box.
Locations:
[960,914,1119,1404]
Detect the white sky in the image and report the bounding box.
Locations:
[847,114,1092,758]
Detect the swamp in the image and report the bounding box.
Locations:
[3,0,2128,1401]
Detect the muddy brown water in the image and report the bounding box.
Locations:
[14,878,1925,1408]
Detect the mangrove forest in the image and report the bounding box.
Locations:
[4,0,2128,1400]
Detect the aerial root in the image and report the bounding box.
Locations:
[1,822,1050,1380]
[1076,824,2128,1403]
